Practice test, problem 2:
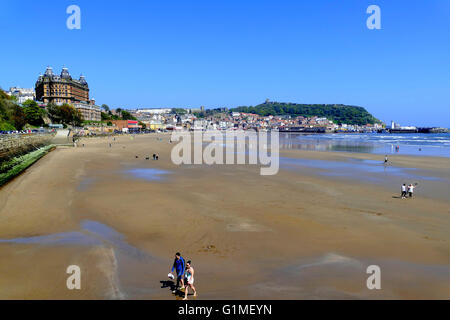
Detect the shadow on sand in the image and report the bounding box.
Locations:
[160,280,184,298]
[160,280,197,299]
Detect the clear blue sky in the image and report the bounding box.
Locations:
[1,0,449,127]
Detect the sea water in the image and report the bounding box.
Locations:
[280,133,450,157]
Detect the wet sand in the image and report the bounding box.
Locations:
[0,133,449,299]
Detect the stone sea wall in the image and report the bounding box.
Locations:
[0,133,55,161]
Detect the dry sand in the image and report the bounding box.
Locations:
[0,133,449,299]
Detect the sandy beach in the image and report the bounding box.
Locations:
[0,133,449,299]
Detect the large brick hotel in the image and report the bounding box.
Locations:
[35,66,100,121]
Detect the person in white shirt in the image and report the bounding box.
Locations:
[408,184,415,198]
[401,184,407,199]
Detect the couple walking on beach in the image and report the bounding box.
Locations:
[169,252,197,300]
[401,183,416,199]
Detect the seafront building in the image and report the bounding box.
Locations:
[135,108,172,115]
[7,87,36,104]
[73,102,101,122]
[111,120,142,132]
[35,66,90,105]
[35,66,101,121]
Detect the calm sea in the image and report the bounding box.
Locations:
[280,133,450,158]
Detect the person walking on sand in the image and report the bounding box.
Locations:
[384,155,388,164]
[170,252,186,293]
[183,260,197,300]
[408,184,416,198]
[401,184,407,199]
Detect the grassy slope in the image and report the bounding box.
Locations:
[0,145,55,187]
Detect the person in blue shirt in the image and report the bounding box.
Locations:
[170,252,186,292]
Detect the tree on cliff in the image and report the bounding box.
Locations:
[120,110,136,120]
[9,105,27,130]
[0,89,26,130]
[47,103,83,127]
[22,100,45,126]
[101,104,110,113]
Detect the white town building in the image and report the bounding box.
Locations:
[7,87,36,104]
